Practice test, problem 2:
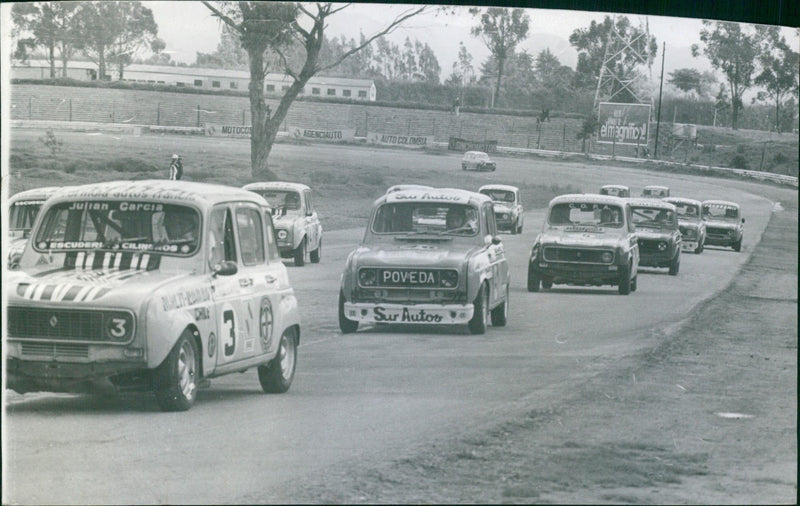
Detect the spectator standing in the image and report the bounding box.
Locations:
[453,96,460,116]
[169,154,183,180]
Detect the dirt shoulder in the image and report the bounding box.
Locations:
[292,194,797,503]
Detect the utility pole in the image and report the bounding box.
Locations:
[654,42,665,159]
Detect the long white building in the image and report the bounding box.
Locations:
[12,60,377,101]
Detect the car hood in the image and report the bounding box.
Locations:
[678,220,703,229]
[8,267,189,305]
[272,214,302,229]
[635,230,674,240]
[353,243,480,268]
[492,203,515,214]
[540,227,626,248]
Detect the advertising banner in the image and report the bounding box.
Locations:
[205,124,251,138]
[288,126,355,142]
[367,132,433,148]
[597,102,651,146]
[447,137,498,153]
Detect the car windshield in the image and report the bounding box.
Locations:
[252,190,302,216]
[671,202,701,219]
[630,206,676,228]
[480,189,514,203]
[643,188,667,197]
[9,200,45,235]
[548,202,624,228]
[601,187,627,196]
[704,203,739,220]
[371,202,479,236]
[33,201,201,256]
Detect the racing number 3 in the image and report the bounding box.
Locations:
[223,309,236,357]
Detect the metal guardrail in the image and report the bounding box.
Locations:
[13,120,799,188]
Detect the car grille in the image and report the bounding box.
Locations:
[637,239,666,253]
[543,247,612,264]
[8,307,106,341]
[706,227,732,237]
[679,226,697,239]
[21,342,89,358]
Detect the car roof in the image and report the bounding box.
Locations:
[478,184,518,192]
[664,197,702,206]
[379,187,491,206]
[465,151,488,156]
[549,193,628,207]
[385,184,434,193]
[626,198,678,211]
[51,180,268,208]
[242,181,310,192]
[601,184,629,189]
[9,186,65,203]
[702,199,740,208]
[643,185,669,190]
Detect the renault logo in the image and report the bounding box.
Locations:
[49,315,58,327]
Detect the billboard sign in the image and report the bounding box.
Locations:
[597,102,651,146]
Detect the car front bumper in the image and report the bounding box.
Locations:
[536,261,622,285]
[343,302,474,324]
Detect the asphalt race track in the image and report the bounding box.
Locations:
[3,141,785,503]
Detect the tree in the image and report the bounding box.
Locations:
[569,15,657,102]
[754,30,799,133]
[195,24,250,69]
[203,2,426,179]
[446,41,474,86]
[78,1,159,80]
[691,20,768,129]
[11,2,83,78]
[469,7,531,107]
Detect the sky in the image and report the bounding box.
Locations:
[147,2,799,91]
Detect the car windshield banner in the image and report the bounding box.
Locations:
[597,102,651,146]
[448,137,498,153]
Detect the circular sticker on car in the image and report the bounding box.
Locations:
[259,297,273,352]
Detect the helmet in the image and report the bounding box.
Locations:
[172,154,180,159]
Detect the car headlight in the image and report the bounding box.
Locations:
[658,242,667,251]
[358,268,377,286]
[601,251,614,263]
[104,312,134,341]
[501,213,509,219]
[277,229,288,240]
[440,270,459,288]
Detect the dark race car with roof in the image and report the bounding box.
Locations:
[628,198,682,275]
[339,188,510,335]
[702,200,745,251]
[665,197,706,254]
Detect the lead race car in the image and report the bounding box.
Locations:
[7,186,65,268]
[6,180,301,411]
[702,199,745,251]
[243,181,322,266]
[338,187,510,335]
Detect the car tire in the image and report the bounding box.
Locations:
[517,223,523,234]
[618,265,631,295]
[258,328,297,393]
[310,239,321,264]
[293,237,306,266]
[338,291,358,334]
[154,332,199,412]
[527,263,541,292]
[491,166,496,172]
[468,283,488,334]
[695,242,703,254]
[668,254,680,276]
[631,275,638,292]
[490,284,509,327]
[462,164,467,170]
[541,277,553,290]
[733,238,742,252]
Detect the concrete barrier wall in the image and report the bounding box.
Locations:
[10,84,586,152]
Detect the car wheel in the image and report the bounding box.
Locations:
[618,265,631,295]
[733,238,742,252]
[154,332,199,412]
[310,239,321,264]
[527,262,541,292]
[468,283,488,334]
[490,283,509,327]
[338,291,358,334]
[631,275,638,292]
[541,277,553,290]
[695,241,703,254]
[258,328,297,393]
[462,164,467,170]
[293,237,306,266]
[668,254,680,276]
[517,223,523,234]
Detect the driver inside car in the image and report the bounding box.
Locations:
[445,207,477,234]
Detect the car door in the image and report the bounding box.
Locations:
[303,189,322,252]
[483,203,508,308]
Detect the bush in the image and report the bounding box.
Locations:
[730,155,749,170]
[106,157,160,173]
[772,152,788,164]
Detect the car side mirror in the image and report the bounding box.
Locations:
[491,236,502,245]
[741,218,745,223]
[212,260,238,277]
